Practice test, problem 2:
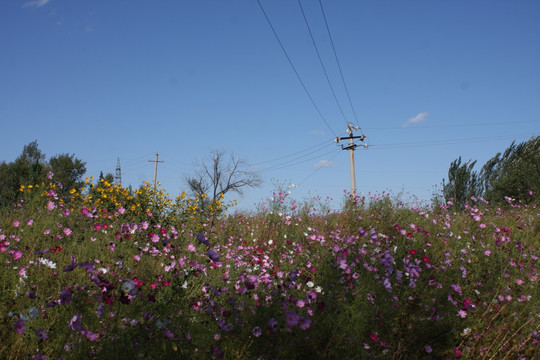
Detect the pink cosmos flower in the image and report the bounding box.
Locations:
[13,251,23,260]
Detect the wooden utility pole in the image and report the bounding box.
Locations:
[148,153,164,188]
[335,123,366,194]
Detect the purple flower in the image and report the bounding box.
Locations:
[197,233,210,246]
[383,278,393,292]
[96,304,104,318]
[69,314,82,331]
[268,317,278,332]
[35,328,49,340]
[424,345,432,353]
[252,326,262,337]
[14,319,25,334]
[59,289,72,305]
[63,256,78,272]
[80,328,98,341]
[289,269,299,282]
[207,249,220,262]
[298,317,311,330]
[218,319,233,332]
[380,249,394,274]
[213,345,224,358]
[285,311,299,326]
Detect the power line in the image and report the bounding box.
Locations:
[365,119,540,130]
[257,0,337,137]
[253,139,332,166]
[297,148,342,186]
[370,133,535,150]
[318,0,361,128]
[260,147,339,173]
[297,0,348,126]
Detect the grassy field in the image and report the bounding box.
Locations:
[1,177,538,359]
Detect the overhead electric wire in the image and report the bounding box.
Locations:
[260,142,336,171]
[370,133,534,150]
[365,119,540,130]
[318,0,361,128]
[253,139,332,166]
[297,148,342,186]
[260,147,339,173]
[257,0,337,137]
[297,0,348,126]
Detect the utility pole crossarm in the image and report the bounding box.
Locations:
[335,122,367,195]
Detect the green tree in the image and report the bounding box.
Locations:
[49,153,86,196]
[443,136,540,208]
[443,157,480,209]
[480,136,539,204]
[0,141,48,208]
[0,141,87,208]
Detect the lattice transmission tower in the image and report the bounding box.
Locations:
[115,157,122,185]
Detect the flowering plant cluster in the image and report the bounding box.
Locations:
[0,177,538,359]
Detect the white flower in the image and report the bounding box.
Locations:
[306,281,314,288]
[39,258,57,269]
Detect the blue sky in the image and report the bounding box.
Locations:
[1,0,539,211]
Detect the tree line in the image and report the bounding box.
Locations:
[2,137,537,211]
[0,142,261,212]
[0,141,86,208]
[442,136,539,208]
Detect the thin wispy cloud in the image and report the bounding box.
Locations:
[404,112,429,127]
[314,160,336,168]
[23,0,51,8]
[310,129,325,136]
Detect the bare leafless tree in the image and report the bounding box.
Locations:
[185,149,262,209]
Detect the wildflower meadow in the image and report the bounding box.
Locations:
[0,174,538,359]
